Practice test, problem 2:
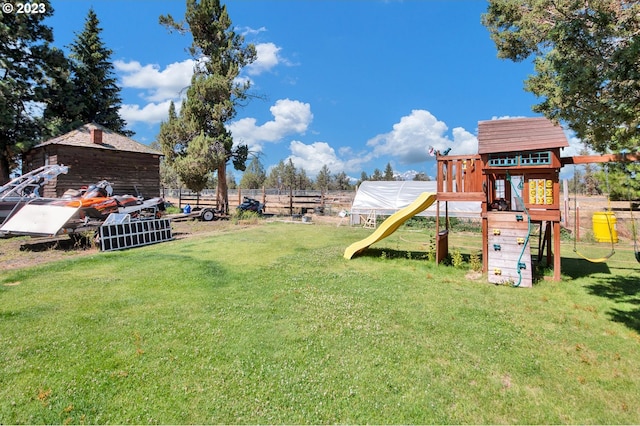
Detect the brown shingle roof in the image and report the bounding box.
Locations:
[34,123,162,155]
[477,117,569,155]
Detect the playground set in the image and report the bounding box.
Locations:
[346,117,638,287]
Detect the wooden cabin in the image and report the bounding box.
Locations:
[22,123,162,198]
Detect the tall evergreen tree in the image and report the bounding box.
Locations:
[67,8,131,135]
[265,160,286,191]
[158,0,256,213]
[281,159,297,191]
[296,168,312,190]
[371,168,383,181]
[239,156,266,189]
[315,165,332,192]
[356,171,369,187]
[332,172,352,191]
[482,1,640,152]
[383,162,395,181]
[0,0,59,183]
[42,50,83,138]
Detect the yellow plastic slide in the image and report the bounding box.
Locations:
[344,192,437,259]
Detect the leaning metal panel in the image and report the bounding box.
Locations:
[99,218,173,251]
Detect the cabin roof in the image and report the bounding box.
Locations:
[33,123,162,156]
[477,117,569,155]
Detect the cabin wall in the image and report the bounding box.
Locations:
[23,146,160,198]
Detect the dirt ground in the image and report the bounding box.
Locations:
[0,195,633,272]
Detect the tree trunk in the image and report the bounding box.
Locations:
[0,154,11,185]
[216,162,229,214]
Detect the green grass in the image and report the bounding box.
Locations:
[1,222,639,424]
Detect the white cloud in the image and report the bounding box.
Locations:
[228,99,313,151]
[287,141,371,177]
[245,42,282,76]
[120,100,180,126]
[561,129,593,158]
[490,115,526,121]
[238,26,267,37]
[115,59,194,103]
[451,127,478,155]
[366,110,475,164]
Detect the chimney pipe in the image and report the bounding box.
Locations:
[91,128,103,144]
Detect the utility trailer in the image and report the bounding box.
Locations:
[165,206,219,222]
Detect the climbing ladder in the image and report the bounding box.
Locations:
[364,210,377,229]
[487,212,533,287]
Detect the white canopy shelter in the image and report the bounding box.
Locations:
[349,181,481,225]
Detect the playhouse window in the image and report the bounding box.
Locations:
[488,154,518,167]
[520,151,551,166]
[494,179,506,199]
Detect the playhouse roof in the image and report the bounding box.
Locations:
[477,117,568,155]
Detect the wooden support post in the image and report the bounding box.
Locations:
[546,221,552,266]
[435,200,440,265]
[553,221,561,281]
[482,215,488,274]
[576,205,580,241]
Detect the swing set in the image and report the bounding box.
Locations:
[570,161,640,264]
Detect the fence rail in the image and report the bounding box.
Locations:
[161,188,355,215]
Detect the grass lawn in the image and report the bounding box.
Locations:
[1,220,639,424]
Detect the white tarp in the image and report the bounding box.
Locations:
[0,204,78,236]
[349,181,481,224]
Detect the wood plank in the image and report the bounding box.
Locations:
[561,153,640,165]
[436,192,485,202]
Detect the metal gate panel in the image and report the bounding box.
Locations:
[99,218,173,251]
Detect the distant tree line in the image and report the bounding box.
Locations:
[158,156,432,192]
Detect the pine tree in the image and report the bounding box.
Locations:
[0,0,59,182]
[42,50,83,138]
[265,160,286,191]
[371,168,383,181]
[158,0,256,212]
[239,157,266,189]
[315,165,332,192]
[483,1,640,152]
[332,172,352,190]
[68,8,131,135]
[383,162,395,181]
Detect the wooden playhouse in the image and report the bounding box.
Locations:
[436,117,569,286]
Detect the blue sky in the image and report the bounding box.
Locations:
[46,0,584,181]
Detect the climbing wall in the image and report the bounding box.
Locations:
[487,212,533,287]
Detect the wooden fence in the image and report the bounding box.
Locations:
[162,188,354,215]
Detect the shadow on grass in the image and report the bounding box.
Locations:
[561,257,611,279]
[586,274,640,333]
[356,247,431,261]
